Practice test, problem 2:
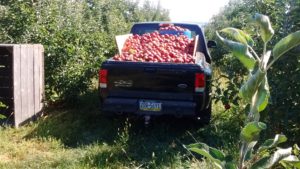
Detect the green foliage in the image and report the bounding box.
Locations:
[241,122,266,143]
[187,143,229,169]
[221,27,254,46]
[0,102,7,120]
[216,32,256,70]
[272,31,300,61]
[243,141,257,162]
[280,145,300,168]
[250,148,292,169]
[188,13,300,169]
[258,134,287,153]
[253,13,274,43]
[255,77,269,112]
[280,155,300,169]
[0,0,169,103]
[207,0,300,144]
[239,69,266,104]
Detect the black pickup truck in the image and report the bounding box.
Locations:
[99,22,214,124]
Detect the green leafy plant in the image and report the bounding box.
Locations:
[0,101,7,119]
[206,0,300,144]
[0,0,170,103]
[186,13,300,169]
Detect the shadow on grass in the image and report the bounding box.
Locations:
[25,90,241,167]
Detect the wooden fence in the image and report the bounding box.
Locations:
[0,44,44,127]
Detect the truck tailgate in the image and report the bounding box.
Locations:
[101,60,204,101]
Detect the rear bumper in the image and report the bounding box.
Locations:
[101,98,198,116]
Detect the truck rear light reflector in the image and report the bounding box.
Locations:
[99,69,108,88]
[195,73,205,92]
[100,83,107,88]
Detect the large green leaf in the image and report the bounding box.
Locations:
[273,31,300,61]
[255,76,270,112]
[250,148,292,169]
[241,122,266,143]
[253,13,274,43]
[225,162,237,169]
[258,134,287,153]
[240,68,266,103]
[187,142,226,168]
[188,148,222,168]
[210,147,226,161]
[221,27,254,46]
[216,32,256,70]
[281,155,300,169]
[188,147,221,165]
[187,143,225,162]
[244,141,258,162]
[294,144,300,156]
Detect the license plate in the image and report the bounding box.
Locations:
[139,100,162,112]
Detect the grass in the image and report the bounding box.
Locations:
[0,91,243,169]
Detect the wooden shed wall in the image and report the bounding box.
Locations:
[0,44,44,127]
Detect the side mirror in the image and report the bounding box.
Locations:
[207,40,217,48]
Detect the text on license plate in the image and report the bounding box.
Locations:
[139,100,162,111]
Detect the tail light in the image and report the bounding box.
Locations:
[195,73,205,92]
[99,69,108,88]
